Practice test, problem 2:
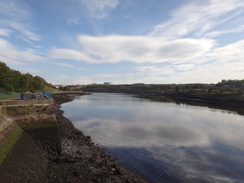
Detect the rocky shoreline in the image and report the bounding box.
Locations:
[0,93,148,183]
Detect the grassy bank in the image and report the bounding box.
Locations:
[0,127,23,165]
[21,123,57,130]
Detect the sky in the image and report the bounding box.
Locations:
[0,0,243,85]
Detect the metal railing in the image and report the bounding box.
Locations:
[0,92,53,100]
[0,93,21,100]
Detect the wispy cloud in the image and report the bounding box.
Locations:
[94,73,135,79]
[150,0,244,38]
[134,65,175,76]
[54,62,75,68]
[50,49,91,62]
[204,25,244,38]
[77,67,88,71]
[61,75,71,79]
[75,76,94,85]
[0,28,12,36]
[42,0,244,84]
[64,0,119,24]
[79,0,119,19]
[22,68,43,74]
[0,0,41,42]
[7,21,41,42]
[50,35,214,64]
[133,40,244,83]
[0,0,31,19]
[0,38,44,65]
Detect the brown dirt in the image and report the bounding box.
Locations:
[0,93,149,183]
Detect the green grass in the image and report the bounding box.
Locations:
[21,123,57,130]
[0,127,23,165]
[0,94,21,100]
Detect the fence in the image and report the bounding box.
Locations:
[0,94,21,100]
[0,92,53,101]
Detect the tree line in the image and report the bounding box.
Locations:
[80,83,214,94]
[0,62,53,93]
[216,79,244,87]
[79,80,243,100]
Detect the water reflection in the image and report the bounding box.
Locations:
[62,93,244,183]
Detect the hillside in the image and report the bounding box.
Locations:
[0,62,55,93]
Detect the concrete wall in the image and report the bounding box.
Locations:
[0,119,23,164]
[0,99,54,106]
[0,100,56,165]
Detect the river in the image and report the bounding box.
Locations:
[61,93,244,183]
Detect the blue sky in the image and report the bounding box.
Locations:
[0,0,243,84]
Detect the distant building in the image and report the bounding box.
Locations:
[66,85,78,91]
[104,82,111,85]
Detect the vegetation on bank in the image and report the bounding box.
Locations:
[21,123,57,130]
[0,62,55,93]
[0,127,23,165]
[1,61,243,101]
[78,79,244,101]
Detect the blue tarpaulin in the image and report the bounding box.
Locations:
[40,92,53,99]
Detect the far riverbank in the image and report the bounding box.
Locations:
[137,92,244,115]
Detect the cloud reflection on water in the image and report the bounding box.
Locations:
[62,93,244,183]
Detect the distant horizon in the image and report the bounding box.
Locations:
[52,79,242,86]
[0,0,243,85]
[2,61,242,86]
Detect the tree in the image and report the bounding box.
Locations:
[0,61,52,93]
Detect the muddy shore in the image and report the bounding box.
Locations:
[138,93,244,116]
[0,93,148,183]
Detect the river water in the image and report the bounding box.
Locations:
[62,93,244,183]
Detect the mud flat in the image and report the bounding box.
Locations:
[0,93,148,183]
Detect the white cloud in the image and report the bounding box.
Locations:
[54,62,75,68]
[0,0,41,42]
[75,76,94,84]
[0,38,44,65]
[0,28,11,36]
[0,0,31,19]
[66,17,80,25]
[166,61,244,84]
[133,40,244,84]
[150,0,244,38]
[94,73,135,79]
[64,0,119,24]
[80,0,119,19]
[201,39,244,64]
[77,67,88,71]
[22,68,43,74]
[204,25,244,38]
[8,22,41,41]
[0,38,15,49]
[50,35,215,64]
[174,64,195,71]
[47,0,243,84]
[50,49,92,62]
[134,65,175,76]
[61,75,71,79]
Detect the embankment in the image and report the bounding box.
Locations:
[139,93,244,115]
[0,94,148,183]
